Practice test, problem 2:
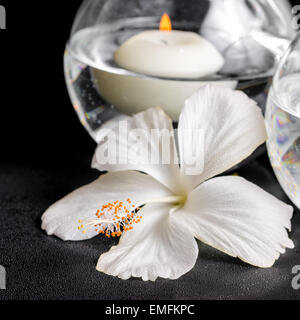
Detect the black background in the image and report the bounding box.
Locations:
[0,0,94,165]
[0,0,299,301]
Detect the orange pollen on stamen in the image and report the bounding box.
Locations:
[78,198,143,238]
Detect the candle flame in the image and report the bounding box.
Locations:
[160,13,172,31]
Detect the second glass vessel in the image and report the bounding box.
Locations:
[265,33,300,209]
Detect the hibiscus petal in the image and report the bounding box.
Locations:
[97,203,198,281]
[178,85,267,190]
[92,107,183,194]
[95,114,131,144]
[41,171,172,241]
[175,176,294,268]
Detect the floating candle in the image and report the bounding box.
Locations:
[114,13,225,79]
[91,14,237,122]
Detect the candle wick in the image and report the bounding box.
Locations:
[160,39,168,46]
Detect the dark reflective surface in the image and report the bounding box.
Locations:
[0,148,299,300]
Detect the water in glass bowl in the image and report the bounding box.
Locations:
[265,73,300,208]
[64,21,274,143]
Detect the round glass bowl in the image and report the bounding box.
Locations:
[64,0,295,142]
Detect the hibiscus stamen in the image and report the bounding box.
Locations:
[78,198,143,238]
[78,195,185,238]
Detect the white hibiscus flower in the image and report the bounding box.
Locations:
[42,85,294,281]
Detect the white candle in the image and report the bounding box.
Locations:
[91,14,236,121]
[114,30,225,79]
[114,13,224,79]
